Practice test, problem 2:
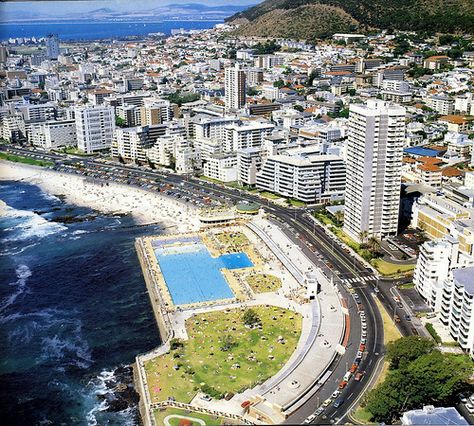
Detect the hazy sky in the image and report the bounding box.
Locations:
[2,0,256,15]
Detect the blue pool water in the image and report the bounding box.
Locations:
[154,242,253,305]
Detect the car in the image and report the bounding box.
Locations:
[200,394,212,401]
[315,407,325,416]
[322,398,332,407]
[355,371,365,381]
[333,398,345,408]
[338,380,348,389]
[374,287,380,294]
[361,338,367,344]
[466,404,474,414]
[332,390,341,398]
[304,414,316,424]
[405,315,411,321]
[359,344,366,352]
[357,351,364,358]
[350,363,358,373]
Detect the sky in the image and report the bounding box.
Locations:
[1,0,257,14]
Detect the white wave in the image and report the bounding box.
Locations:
[0,264,31,313]
[0,242,38,257]
[72,230,89,235]
[1,203,67,242]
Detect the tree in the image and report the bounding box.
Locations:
[115,116,127,128]
[219,334,237,352]
[386,336,435,370]
[367,237,381,256]
[358,230,369,245]
[243,309,261,328]
[366,350,473,423]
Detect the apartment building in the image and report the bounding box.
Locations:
[19,103,57,122]
[225,64,246,111]
[343,100,406,242]
[112,125,165,163]
[75,105,115,153]
[140,98,172,125]
[440,267,474,357]
[428,95,455,115]
[412,194,472,240]
[224,122,275,152]
[256,146,346,203]
[45,34,60,59]
[203,153,238,182]
[30,120,76,149]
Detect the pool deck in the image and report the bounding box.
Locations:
[135,219,346,425]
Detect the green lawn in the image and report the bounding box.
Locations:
[287,199,306,207]
[259,191,282,200]
[371,259,415,276]
[246,273,282,293]
[144,306,302,403]
[58,146,96,157]
[153,407,231,425]
[0,152,54,167]
[215,231,250,251]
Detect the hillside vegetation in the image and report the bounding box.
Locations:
[227,0,474,40]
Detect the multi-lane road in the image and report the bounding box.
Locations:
[1,145,418,424]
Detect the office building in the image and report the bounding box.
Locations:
[343,100,406,242]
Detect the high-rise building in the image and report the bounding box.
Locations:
[225,63,246,111]
[343,100,406,242]
[45,34,60,59]
[75,106,114,153]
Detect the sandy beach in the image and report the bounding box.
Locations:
[0,161,200,233]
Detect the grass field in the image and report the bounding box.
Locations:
[246,273,282,293]
[153,407,231,425]
[371,259,415,276]
[144,306,302,403]
[0,152,54,167]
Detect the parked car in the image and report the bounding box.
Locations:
[333,398,345,408]
[355,371,365,381]
[338,380,348,389]
[304,414,316,424]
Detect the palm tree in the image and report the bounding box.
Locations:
[358,230,369,245]
[368,237,381,255]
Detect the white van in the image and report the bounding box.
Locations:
[343,371,352,381]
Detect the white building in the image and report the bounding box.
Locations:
[414,237,460,311]
[440,267,474,357]
[112,125,164,163]
[343,100,406,242]
[224,122,275,152]
[256,145,346,203]
[75,106,115,153]
[30,120,76,149]
[203,153,238,182]
[225,64,246,111]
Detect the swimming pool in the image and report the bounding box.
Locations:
[154,241,253,305]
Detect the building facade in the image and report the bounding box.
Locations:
[343,100,406,242]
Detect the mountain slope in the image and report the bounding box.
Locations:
[227,0,474,38]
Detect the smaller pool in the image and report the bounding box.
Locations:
[219,253,253,269]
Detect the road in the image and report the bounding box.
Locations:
[1,145,417,424]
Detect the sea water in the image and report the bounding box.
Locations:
[0,180,161,425]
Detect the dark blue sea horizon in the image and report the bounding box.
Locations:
[0,180,162,425]
[0,20,221,41]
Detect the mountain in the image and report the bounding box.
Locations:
[4,3,248,23]
[227,0,474,40]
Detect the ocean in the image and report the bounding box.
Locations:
[0,180,162,425]
[0,20,221,41]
